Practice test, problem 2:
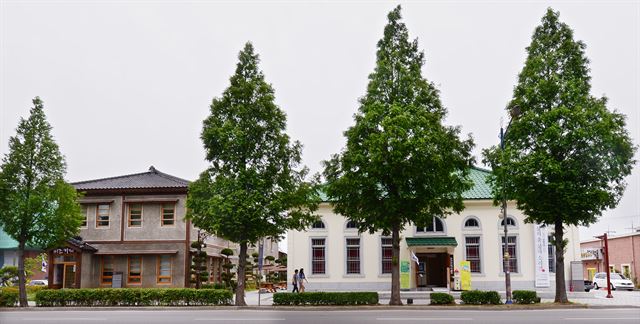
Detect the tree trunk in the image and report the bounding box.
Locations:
[554,219,568,303]
[17,241,28,307]
[389,223,402,305]
[235,242,248,306]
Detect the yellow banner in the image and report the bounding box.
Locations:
[400,260,410,289]
[460,261,471,291]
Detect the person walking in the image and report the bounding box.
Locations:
[291,269,299,293]
[298,268,308,292]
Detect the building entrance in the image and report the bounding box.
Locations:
[416,253,448,288]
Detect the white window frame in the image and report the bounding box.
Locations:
[79,204,89,229]
[498,215,518,229]
[500,234,520,274]
[415,216,446,236]
[344,220,358,231]
[462,216,481,231]
[128,203,144,228]
[464,235,483,274]
[344,237,362,276]
[309,236,328,277]
[379,236,393,277]
[310,220,327,231]
[621,264,632,279]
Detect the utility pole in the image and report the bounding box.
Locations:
[596,233,613,298]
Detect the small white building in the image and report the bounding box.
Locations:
[287,167,582,291]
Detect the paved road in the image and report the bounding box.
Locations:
[1,309,639,324]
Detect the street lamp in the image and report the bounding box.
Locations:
[499,104,519,305]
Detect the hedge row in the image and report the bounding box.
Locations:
[35,288,232,307]
[272,292,378,306]
[460,290,502,305]
[0,290,19,307]
[429,292,455,305]
[512,290,540,304]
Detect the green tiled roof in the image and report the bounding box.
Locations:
[318,166,493,202]
[406,236,458,247]
[0,228,18,249]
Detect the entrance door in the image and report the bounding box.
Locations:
[63,264,76,288]
[425,253,447,287]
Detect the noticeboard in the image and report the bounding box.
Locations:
[112,272,123,288]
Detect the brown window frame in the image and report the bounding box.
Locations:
[96,204,110,228]
[127,255,142,284]
[161,203,175,227]
[157,255,172,284]
[101,255,114,285]
[128,203,143,228]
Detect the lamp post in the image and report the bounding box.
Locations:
[500,125,513,305]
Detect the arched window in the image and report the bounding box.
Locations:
[416,217,445,233]
[464,218,480,228]
[346,220,358,229]
[311,220,326,229]
[500,216,517,227]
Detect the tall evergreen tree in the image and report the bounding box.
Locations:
[483,9,636,303]
[187,42,320,306]
[0,97,83,306]
[323,6,474,305]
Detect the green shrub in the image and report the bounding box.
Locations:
[512,290,540,304]
[272,292,378,306]
[430,292,454,305]
[460,290,502,305]
[201,283,226,290]
[0,289,19,307]
[35,288,232,307]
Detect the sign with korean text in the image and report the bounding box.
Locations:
[581,248,601,260]
[534,223,550,287]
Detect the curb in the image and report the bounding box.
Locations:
[2,304,638,311]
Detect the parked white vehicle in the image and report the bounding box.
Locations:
[593,272,634,291]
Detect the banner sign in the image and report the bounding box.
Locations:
[581,248,601,260]
[534,223,550,287]
[460,261,471,290]
[400,260,410,289]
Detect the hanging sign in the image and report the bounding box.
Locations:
[534,223,550,287]
[460,261,471,290]
[400,260,410,290]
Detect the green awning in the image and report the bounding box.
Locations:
[406,237,458,247]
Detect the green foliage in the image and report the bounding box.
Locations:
[322,5,474,305]
[460,290,502,305]
[0,97,83,306]
[272,292,379,306]
[429,292,455,305]
[513,290,541,304]
[190,238,208,288]
[35,288,232,307]
[482,8,636,303]
[220,248,234,257]
[187,42,320,305]
[24,253,48,281]
[0,289,19,307]
[0,266,18,286]
[201,283,226,290]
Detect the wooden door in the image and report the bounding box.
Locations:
[63,264,76,288]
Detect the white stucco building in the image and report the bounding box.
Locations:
[287,167,582,291]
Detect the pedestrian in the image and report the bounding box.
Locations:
[291,269,299,293]
[298,268,308,292]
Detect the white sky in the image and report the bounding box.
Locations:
[1,0,638,250]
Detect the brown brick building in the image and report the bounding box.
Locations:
[581,232,639,286]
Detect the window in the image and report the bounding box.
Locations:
[96,204,110,228]
[346,238,360,274]
[500,217,516,227]
[345,220,358,229]
[311,238,326,274]
[465,236,481,273]
[161,203,175,226]
[80,205,88,228]
[381,237,393,274]
[464,218,479,228]
[101,256,114,284]
[501,236,518,273]
[157,255,172,284]
[609,265,615,274]
[622,264,631,279]
[416,217,444,233]
[128,204,142,227]
[128,255,142,284]
[548,234,556,273]
[311,220,325,229]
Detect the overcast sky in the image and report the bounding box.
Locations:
[1,0,638,246]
